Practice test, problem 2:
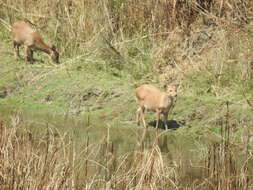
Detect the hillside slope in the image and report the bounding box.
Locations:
[0,25,252,135]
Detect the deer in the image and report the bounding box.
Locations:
[135,84,177,130]
[11,21,59,64]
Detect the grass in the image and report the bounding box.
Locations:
[1,0,253,189]
[0,25,252,132]
[0,50,135,117]
[0,113,252,190]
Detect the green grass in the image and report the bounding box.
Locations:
[0,42,137,128]
[1,2,253,188]
[0,25,252,142]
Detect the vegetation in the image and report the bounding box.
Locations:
[0,0,253,189]
[0,114,252,189]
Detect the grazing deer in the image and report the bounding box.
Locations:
[135,84,177,130]
[11,21,59,64]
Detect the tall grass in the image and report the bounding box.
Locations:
[1,0,253,83]
[0,113,252,189]
[1,2,253,187]
[1,0,253,59]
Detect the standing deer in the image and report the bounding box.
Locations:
[11,21,59,64]
[135,84,177,130]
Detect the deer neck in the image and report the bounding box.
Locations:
[36,42,52,55]
[32,33,52,55]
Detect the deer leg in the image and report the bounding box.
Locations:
[13,42,20,58]
[140,107,146,128]
[25,46,34,62]
[163,111,169,130]
[30,49,34,60]
[155,109,161,129]
[136,107,141,126]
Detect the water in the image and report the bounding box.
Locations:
[1,105,252,189]
[0,104,197,157]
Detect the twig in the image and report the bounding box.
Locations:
[102,36,125,65]
[243,93,253,110]
[0,18,11,31]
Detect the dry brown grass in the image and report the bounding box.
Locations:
[0,112,252,189]
[1,0,253,85]
[0,2,253,188]
[0,117,73,190]
[1,0,253,53]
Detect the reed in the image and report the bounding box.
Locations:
[0,111,252,189]
[1,0,253,55]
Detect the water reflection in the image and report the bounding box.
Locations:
[0,105,193,156]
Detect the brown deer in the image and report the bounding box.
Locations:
[11,21,59,64]
[135,84,177,130]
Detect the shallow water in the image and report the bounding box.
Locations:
[2,104,253,189]
[0,104,196,157]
